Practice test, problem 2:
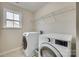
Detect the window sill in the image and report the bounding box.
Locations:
[2,27,22,30]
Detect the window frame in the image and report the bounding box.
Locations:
[3,8,22,29]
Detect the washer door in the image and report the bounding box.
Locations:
[40,43,63,57]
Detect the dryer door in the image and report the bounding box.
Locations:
[23,36,27,50]
[40,42,63,57]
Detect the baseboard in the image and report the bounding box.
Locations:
[0,46,22,56]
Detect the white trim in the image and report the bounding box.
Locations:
[0,46,22,56]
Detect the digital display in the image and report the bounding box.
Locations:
[55,39,68,47]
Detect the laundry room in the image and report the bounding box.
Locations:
[0,2,77,57]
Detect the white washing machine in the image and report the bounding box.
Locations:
[39,33,72,57]
[23,32,39,57]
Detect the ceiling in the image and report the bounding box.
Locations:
[10,2,48,13]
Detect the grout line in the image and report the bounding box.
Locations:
[0,46,22,56]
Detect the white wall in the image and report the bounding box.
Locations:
[35,2,76,55]
[35,2,76,19]
[36,10,76,36]
[0,3,35,54]
[35,2,76,35]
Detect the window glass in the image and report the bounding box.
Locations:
[4,9,21,28]
[14,21,20,28]
[6,11,13,20]
[14,14,20,21]
[6,21,13,27]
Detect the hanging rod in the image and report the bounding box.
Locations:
[36,6,76,21]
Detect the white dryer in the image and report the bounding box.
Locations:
[39,33,72,57]
[23,32,39,57]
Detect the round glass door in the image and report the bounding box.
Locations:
[40,47,57,57]
[40,43,63,57]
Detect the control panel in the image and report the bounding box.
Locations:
[55,39,68,47]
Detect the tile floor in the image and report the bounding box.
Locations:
[1,49,26,57]
[0,49,76,57]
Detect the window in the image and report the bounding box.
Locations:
[3,9,21,28]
